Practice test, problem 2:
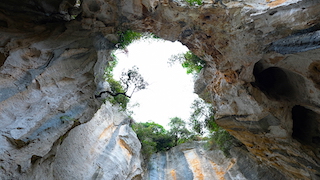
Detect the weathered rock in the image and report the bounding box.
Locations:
[0,0,320,179]
[23,102,143,180]
[144,141,285,180]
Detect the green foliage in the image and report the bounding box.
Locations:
[188,98,240,156]
[106,77,130,110]
[169,51,205,75]
[185,0,203,6]
[168,117,193,146]
[117,30,142,49]
[104,53,118,79]
[103,55,147,111]
[208,127,236,157]
[132,122,174,160]
[103,55,130,110]
[189,98,213,135]
[132,118,197,160]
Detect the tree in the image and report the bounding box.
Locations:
[189,98,215,135]
[168,117,192,146]
[168,51,205,75]
[188,98,241,156]
[119,66,148,98]
[132,122,174,160]
[96,66,148,99]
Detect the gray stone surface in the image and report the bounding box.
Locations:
[22,103,143,180]
[144,142,285,180]
[0,0,320,179]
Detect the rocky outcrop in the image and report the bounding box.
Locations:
[24,102,143,180]
[1,101,143,180]
[144,141,285,180]
[0,0,320,179]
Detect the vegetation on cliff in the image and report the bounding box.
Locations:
[132,98,239,159]
[185,0,203,6]
[187,98,240,156]
[100,55,148,110]
[100,30,151,110]
[108,30,237,158]
[132,117,199,160]
[169,51,205,75]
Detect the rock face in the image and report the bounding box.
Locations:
[0,0,320,179]
[24,102,143,180]
[144,141,285,180]
[1,101,143,180]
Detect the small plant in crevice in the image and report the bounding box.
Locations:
[117,30,142,49]
[116,30,162,50]
[169,51,205,75]
[185,0,203,6]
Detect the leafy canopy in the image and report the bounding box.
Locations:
[132,118,197,160]
[168,117,194,146]
[169,51,205,75]
[132,122,174,160]
[117,30,160,50]
[187,98,241,156]
[117,30,142,49]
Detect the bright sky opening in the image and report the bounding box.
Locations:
[113,38,198,128]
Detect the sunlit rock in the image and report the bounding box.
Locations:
[0,0,320,179]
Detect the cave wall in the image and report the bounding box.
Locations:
[144,141,285,180]
[0,0,320,179]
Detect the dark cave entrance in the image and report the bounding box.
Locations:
[292,105,320,148]
[253,61,307,103]
[253,66,295,101]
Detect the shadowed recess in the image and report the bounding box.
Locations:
[254,66,295,101]
[0,52,6,67]
[292,105,320,148]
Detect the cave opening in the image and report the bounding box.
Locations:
[110,36,198,128]
[292,105,320,148]
[253,63,295,101]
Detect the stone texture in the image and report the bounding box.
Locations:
[0,0,320,179]
[23,102,143,180]
[144,141,285,180]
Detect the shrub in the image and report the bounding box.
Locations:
[132,122,174,160]
[106,77,130,110]
[188,98,241,156]
[102,56,147,111]
[117,30,142,49]
[185,0,203,6]
[132,119,196,160]
[169,51,205,75]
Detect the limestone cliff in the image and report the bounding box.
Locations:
[144,141,285,180]
[0,0,320,179]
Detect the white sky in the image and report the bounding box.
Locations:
[113,39,198,129]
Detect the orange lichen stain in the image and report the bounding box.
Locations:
[267,0,288,7]
[170,169,177,180]
[222,69,238,84]
[118,139,132,161]
[99,125,113,140]
[190,158,204,180]
[210,161,226,180]
[185,150,204,180]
